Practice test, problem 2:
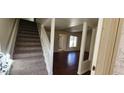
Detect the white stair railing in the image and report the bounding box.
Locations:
[38,25,51,74]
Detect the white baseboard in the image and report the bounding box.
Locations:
[77,60,91,75]
[77,68,90,75]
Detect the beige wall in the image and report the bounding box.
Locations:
[92,19,119,75]
[113,19,124,74]
[0,18,15,53]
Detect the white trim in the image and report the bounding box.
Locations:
[50,18,55,75]
[77,60,91,75]
[89,28,96,61]
[91,18,103,75]
[39,19,56,75]
[89,28,96,69]
[78,22,88,74]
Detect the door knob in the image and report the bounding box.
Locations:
[92,65,96,71]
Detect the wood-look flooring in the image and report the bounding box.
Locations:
[53,51,90,75]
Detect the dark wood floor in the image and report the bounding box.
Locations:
[53,51,90,75]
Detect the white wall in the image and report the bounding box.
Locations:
[0,18,15,53]
[47,30,82,52]
[22,18,34,22]
[37,25,51,74]
[53,30,92,52]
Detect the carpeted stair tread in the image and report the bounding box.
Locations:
[10,19,48,75]
[14,49,42,55]
[14,55,45,60]
[17,37,40,42]
[18,34,39,38]
[19,25,37,28]
[14,51,43,59]
[17,36,40,40]
[19,28,37,31]
[19,30,39,35]
[15,46,42,51]
[14,46,42,50]
[16,42,41,47]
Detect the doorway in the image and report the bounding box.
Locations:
[53,18,98,75]
[58,34,67,51]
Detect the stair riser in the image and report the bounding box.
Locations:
[18,34,39,38]
[14,58,45,63]
[16,45,41,48]
[18,35,39,39]
[15,47,42,51]
[16,42,41,46]
[19,22,37,26]
[14,53,43,59]
[19,26,37,28]
[19,29,37,32]
[19,31,39,35]
[17,40,40,43]
[19,23,37,26]
[15,49,42,54]
[14,55,44,60]
[17,38,40,42]
[17,36,40,39]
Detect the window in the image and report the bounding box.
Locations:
[69,35,78,48]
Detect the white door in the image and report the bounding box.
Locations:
[58,34,67,51]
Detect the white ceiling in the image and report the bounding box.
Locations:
[36,18,98,32]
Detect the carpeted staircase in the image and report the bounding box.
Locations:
[10,19,48,75]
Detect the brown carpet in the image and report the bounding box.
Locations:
[9,19,48,75]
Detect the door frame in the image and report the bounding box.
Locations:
[91,18,120,75]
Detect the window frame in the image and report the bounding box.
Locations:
[69,35,78,48]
